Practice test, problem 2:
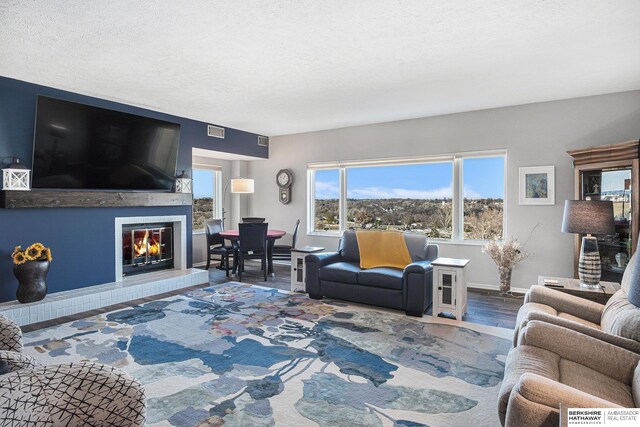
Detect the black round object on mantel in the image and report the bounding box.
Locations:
[14,260,50,303]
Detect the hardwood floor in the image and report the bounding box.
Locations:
[22,262,522,332]
[208,262,523,329]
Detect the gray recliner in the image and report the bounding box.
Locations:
[513,252,640,353]
[305,230,438,316]
[498,320,640,426]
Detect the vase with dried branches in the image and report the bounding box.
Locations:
[483,237,529,295]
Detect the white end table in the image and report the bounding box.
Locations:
[432,257,470,321]
[290,246,325,292]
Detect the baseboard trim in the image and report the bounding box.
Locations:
[468,282,528,295]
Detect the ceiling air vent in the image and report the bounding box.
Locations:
[207,125,225,139]
[258,135,269,147]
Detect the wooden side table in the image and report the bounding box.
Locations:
[290,246,324,292]
[537,276,620,305]
[432,257,470,321]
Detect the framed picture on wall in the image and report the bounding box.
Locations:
[519,166,555,205]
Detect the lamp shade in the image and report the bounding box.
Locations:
[561,200,615,235]
[231,178,254,193]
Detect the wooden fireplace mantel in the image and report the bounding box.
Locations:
[0,189,192,209]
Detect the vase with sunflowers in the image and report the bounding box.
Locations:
[11,243,52,303]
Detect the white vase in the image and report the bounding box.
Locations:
[615,252,628,268]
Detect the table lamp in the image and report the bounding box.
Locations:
[561,200,614,288]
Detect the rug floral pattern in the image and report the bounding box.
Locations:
[23,284,510,426]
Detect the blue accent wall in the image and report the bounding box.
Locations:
[0,76,267,302]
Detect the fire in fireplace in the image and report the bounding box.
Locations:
[122,223,174,277]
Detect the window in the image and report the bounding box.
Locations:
[346,163,453,239]
[311,169,340,233]
[462,157,505,240]
[308,151,505,242]
[192,167,222,231]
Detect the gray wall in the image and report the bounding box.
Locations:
[247,90,640,290]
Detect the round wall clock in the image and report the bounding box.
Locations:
[276,169,293,204]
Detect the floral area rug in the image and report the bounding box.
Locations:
[22,283,511,426]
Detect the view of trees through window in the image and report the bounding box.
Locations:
[463,157,504,240]
[314,169,340,232]
[312,156,504,240]
[192,168,217,230]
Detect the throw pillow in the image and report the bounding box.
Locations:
[627,246,640,307]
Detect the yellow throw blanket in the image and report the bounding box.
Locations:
[356,230,412,269]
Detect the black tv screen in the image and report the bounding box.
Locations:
[32,96,180,191]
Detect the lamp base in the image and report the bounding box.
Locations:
[578,236,601,287]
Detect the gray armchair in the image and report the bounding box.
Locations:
[0,314,36,374]
[513,256,640,353]
[499,320,640,426]
[0,315,146,426]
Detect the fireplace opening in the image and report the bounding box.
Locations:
[122,223,174,277]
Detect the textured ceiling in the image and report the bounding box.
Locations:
[1,0,639,136]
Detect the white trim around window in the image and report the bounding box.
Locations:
[307,150,507,242]
[192,164,223,232]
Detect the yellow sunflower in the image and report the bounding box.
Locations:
[12,251,27,265]
[29,243,46,252]
[26,245,43,260]
[42,248,53,262]
[11,246,22,258]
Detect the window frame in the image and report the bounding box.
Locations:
[307,150,507,243]
[192,164,222,233]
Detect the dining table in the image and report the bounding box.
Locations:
[218,229,286,276]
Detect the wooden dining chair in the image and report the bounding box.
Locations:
[237,222,269,281]
[272,219,300,261]
[204,219,234,276]
[242,217,266,223]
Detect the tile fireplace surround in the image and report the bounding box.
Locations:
[0,215,208,326]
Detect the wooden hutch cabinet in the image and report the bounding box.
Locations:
[567,140,639,283]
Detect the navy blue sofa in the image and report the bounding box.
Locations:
[305,230,438,317]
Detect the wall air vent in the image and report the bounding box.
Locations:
[207,125,225,139]
[258,135,269,147]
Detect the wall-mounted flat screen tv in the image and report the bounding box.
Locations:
[32,96,180,191]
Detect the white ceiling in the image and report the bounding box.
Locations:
[1,1,639,136]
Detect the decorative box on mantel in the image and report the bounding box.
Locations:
[0,190,192,209]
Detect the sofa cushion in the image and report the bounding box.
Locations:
[404,232,429,262]
[626,250,640,307]
[318,262,362,283]
[601,290,640,342]
[339,230,360,262]
[621,252,636,294]
[358,267,404,290]
[560,359,635,407]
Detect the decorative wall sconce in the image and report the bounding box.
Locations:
[2,157,31,191]
[175,170,192,193]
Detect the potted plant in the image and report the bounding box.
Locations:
[11,243,53,303]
